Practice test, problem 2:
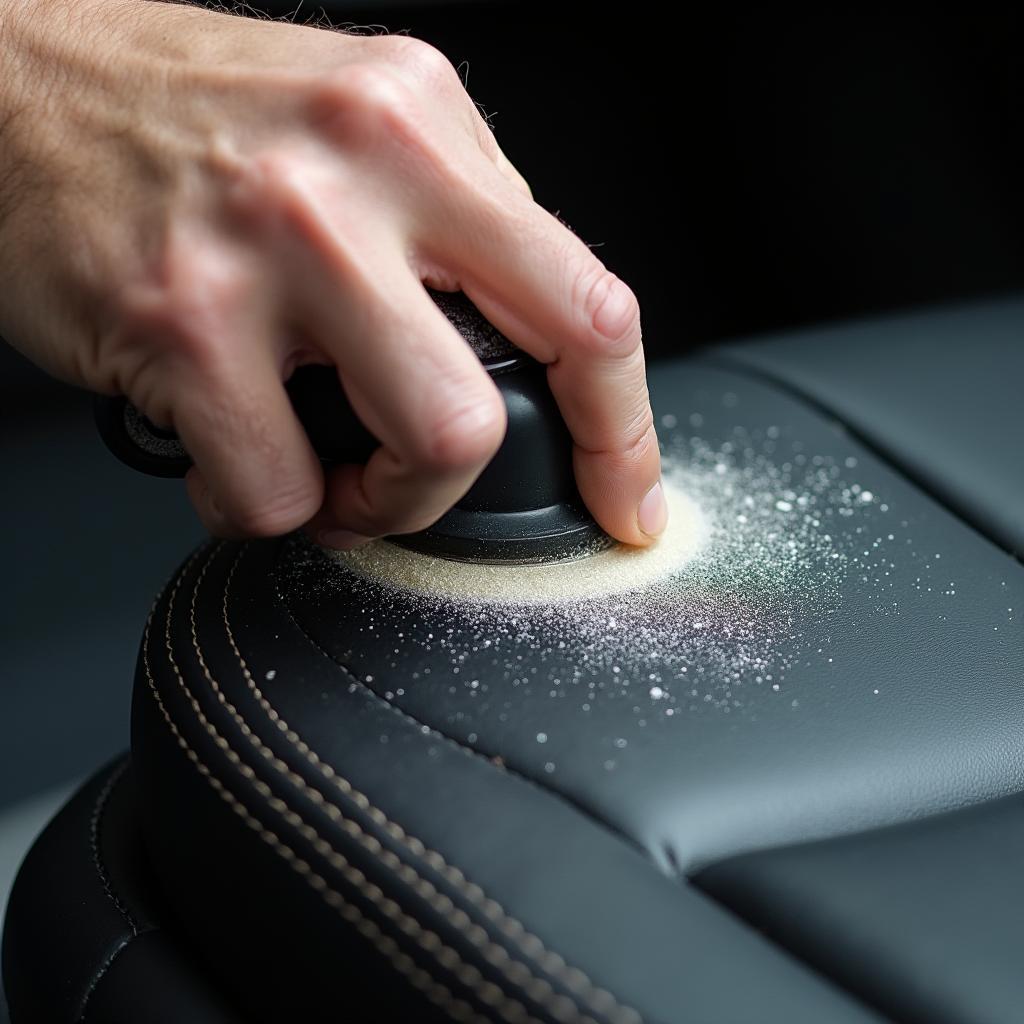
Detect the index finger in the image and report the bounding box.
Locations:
[430,176,666,546]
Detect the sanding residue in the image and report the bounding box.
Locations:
[315,424,908,717]
[333,480,708,604]
[270,392,1020,793]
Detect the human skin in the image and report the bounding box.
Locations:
[0,0,667,549]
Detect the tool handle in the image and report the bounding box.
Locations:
[94,365,378,477]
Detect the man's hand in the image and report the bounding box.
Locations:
[0,0,666,548]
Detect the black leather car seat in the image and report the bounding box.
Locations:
[5,297,1024,1024]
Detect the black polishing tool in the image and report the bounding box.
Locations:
[95,290,611,565]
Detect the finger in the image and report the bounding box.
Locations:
[430,171,664,546]
[490,140,533,200]
[468,112,533,199]
[297,272,507,540]
[185,466,243,539]
[173,346,324,538]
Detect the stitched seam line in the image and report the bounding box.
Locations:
[76,935,138,1024]
[204,545,608,1024]
[78,758,141,1022]
[145,555,496,1023]
[277,541,653,864]
[228,541,639,1024]
[148,551,530,1024]
[88,756,137,933]
[266,541,646,1023]
[190,548,565,1024]
[273,544,647,1021]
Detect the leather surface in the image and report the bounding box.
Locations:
[717,294,1024,557]
[15,352,1024,1023]
[131,533,884,1024]
[128,355,1024,1023]
[698,792,1024,1024]
[1,758,240,1024]
[277,361,1024,874]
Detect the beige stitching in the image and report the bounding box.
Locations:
[227,542,642,1024]
[144,557,499,1024]
[188,550,589,1024]
[143,633,494,1023]
[154,551,543,1024]
[209,548,622,1019]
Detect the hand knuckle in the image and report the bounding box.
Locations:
[388,37,460,92]
[235,148,328,236]
[420,391,507,472]
[612,416,657,468]
[246,148,309,206]
[575,263,640,351]
[312,64,419,142]
[114,300,211,397]
[117,245,250,375]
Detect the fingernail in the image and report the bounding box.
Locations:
[318,529,373,551]
[593,276,637,340]
[637,480,668,538]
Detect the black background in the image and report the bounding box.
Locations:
[260,2,1024,356]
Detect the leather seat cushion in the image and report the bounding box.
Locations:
[717,293,1024,556]
[129,527,882,1024]
[126,353,1022,1022]
[1,757,239,1024]
[698,791,1024,1024]
[7,306,1024,1022]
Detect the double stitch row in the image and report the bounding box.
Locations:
[245,543,641,1024]
[190,546,593,1023]
[154,549,548,1024]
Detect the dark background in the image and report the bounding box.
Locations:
[261,3,1024,356]
[3,1,1024,812]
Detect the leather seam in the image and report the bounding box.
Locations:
[201,547,596,1023]
[238,540,641,1024]
[698,351,1024,566]
[76,935,136,1024]
[272,538,651,853]
[146,549,538,1024]
[79,760,148,1024]
[88,756,138,934]
[227,544,638,1023]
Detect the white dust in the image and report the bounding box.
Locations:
[332,480,707,604]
